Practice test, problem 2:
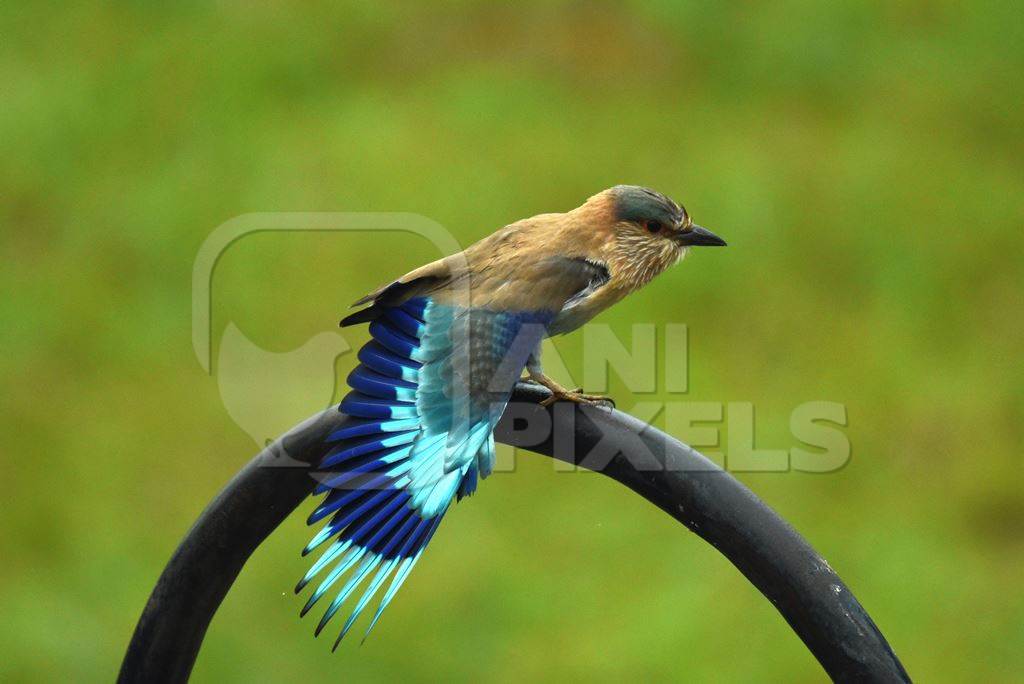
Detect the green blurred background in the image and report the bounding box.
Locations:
[3,2,1022,681]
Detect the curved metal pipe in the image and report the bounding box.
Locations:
[119,384,909,683]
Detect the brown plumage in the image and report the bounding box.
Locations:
[344,186,725,343]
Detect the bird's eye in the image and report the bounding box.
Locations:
[645,220,663,233]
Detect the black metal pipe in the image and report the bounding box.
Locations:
[119,384,909,683]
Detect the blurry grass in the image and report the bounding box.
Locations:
[1,1,1022,681]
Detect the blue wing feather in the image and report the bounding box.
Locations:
[326,416,420,443]
[357,342,421,383]
[298,296,553,646]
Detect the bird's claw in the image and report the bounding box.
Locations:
[539,387,616,410]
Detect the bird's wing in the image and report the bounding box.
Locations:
[297,256,607,647]
[339,255,459,327]
[297,298,551,647]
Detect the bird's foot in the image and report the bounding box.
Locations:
[527,372,615,409]
[540,387,615,409]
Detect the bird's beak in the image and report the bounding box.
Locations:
[676,224,727,247]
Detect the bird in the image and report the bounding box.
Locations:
[295,185,726,648]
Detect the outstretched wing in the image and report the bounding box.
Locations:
[296,296,552,647]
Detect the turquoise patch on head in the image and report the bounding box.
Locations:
[612,185,685,226]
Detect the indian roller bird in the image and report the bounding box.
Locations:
[295,185,726,647]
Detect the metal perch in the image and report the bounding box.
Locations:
[119,383,910,683]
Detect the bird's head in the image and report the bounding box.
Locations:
[573,185,726,292]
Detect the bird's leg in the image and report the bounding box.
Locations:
[524,355,614,408]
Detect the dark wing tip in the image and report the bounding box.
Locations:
[340,306,382,328]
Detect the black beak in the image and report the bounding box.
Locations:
[677,224,727,247]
